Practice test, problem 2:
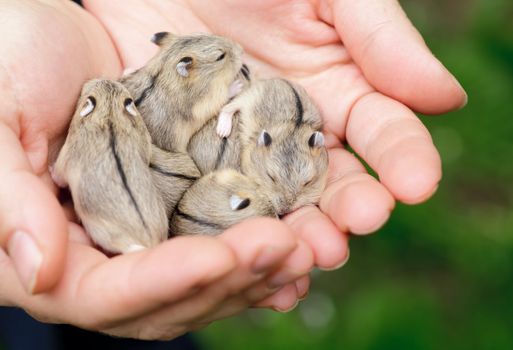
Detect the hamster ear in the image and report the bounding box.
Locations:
[80,96,96,117]
[150,31,170,46]
[241,64,251,81]
[308,131,325,148]
[124,98,138,117]
[230,195,251,211]
[257,130,272,147]
[176,57,193,77]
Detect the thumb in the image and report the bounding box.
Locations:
[333,0,467,114]
[0,123,67,294]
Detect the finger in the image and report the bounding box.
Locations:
[332,0,467,114]
[295,275,311,300]
[15,235,237,331]
[0,123,67,294]
[265,239,313,289]
[197,239,313,323]
[67,222,93,247]
[283,206,349,269]
[318,147,395,234]
[346,92,442,204]
[105,219,298,339]
[244,276,310,311]
[254,283,299,313]
[146,218,297,322]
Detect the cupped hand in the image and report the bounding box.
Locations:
[0,0,313,339]
[82,0,466,269]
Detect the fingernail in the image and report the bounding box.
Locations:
[7,231,43,294]
[452,75,468,110]
[458,90,468,110]
[267,269,298,289]
[273,299,299,313]
[251,247,287,274]
[319,248,350,271]
[295,279,310,300]
[298,290,309,301]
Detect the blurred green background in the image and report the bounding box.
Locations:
[197,0,513,349]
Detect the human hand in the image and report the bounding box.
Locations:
[82,0,466,269]
[0,0,313,339]
[2,217,312,339]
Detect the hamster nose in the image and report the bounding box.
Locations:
[275,202,293,217]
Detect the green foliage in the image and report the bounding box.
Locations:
[197,0,513,348]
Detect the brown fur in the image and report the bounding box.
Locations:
[53,79,168,253]
[120,33,244,152]
[150,145,201,216]
[170,169,276,236]
[186,78,329,216]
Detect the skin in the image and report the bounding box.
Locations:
[0,0,466,340]
[0,0,312,339]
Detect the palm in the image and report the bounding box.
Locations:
[188,0,371,139]
[85,0,403,240]
[0,0,313,339]
[86,0,366,138]
[84,0,465,262]
[0,0,465,340]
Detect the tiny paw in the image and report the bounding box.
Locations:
[228,79,244,99]
[216,111,233,138]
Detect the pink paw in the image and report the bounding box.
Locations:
[216,111,233,138]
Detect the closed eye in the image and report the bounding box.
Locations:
[304,179,314,187]
[267,172,276,183]
[216,52,226,61]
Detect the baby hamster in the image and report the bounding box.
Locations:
[193,78,329,216]
[150,144,201,216]
[52,79,168,253]
[170,169,276,236]
[121,32,245,152]
[187,63,251,174]
[187,113,242,175]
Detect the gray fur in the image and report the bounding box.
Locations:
[170,169,276,236]
[120,33,244,153]
[150,145,201,216]
[237,79,328,215]
[186,64,252,175]
[53,79,168,253]
[187,114,242,175]
[185,78,329,217]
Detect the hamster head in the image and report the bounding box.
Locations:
[242,125,328,216]
[210,169,276,218]
[69,79,149,142]
[150,32,243,90]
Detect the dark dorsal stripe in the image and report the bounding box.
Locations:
[134,74,157,107]
[214,137,228,170]
[109,121,148,229]
[149,163,198,181]
[175,208,223,230]
[284,81,304,127]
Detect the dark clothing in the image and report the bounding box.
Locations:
[0,307,199,350]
